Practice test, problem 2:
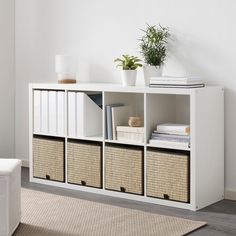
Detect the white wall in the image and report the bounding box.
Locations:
[0,0,15,158]
[15,0,236,192]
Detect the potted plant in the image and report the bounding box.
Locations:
[114,54,142,86]
[139,24,170,86]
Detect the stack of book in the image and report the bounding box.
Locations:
[105,104,131,140]
[149,76,205,88]
[149,123,190,149]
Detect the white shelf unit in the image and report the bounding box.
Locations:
[29,83,224,211]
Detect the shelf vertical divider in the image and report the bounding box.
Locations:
[64,89,68,184]
[102,91,106,190]
[29,85,34,182]
[190,91,196,210]
[144,92,147,197]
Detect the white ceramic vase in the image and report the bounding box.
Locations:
[143,65,163,86]
[121,70,137,86]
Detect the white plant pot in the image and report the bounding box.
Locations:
[121,70,137,86]
[143,65,163,86]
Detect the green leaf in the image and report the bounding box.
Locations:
[114,58,123,63]
[139,23,170,66]
[114,54,142,70]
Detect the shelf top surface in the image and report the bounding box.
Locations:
[29,82,223,95]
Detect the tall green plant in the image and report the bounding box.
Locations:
[139,24,170,67]
[114,54,142,70]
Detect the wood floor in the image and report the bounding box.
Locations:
[22,167,236,235]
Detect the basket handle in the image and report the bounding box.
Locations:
[46,174,50,180]
[163,194,169,200]
[120,187,126,192]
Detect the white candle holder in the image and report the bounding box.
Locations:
[55,55,77,83]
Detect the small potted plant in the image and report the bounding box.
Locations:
[139,24,170,86]
[114,54,142,86]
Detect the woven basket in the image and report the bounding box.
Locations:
[147,149,190,203]
[67,140,102,188]
[33,136,65,182]
[105,144,144,195]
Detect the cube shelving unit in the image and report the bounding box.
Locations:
[29,83,224,211]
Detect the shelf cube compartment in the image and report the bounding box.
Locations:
[105,144,144,195]
[104,92,144,141]
[33,135,65,182]
[67,140,103,188]
[147,148,190,203]
[146,94,190,146]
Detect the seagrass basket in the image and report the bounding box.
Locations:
[105,144,144,195]
[33,136,65,182]
[147,149,190,203]
[67,140,102,188]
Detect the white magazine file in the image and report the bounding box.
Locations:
[68,92,102,137]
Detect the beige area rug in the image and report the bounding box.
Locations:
[14,188,206,236]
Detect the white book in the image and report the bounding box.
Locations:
[106,104,123,140]
[57,91,65,136]
[150,76,203,85]
[33,90,41,133]
[41,90,48,133]
[156,123,190,136]
[150,80,203,85]
[149,84,205,88]
[149,139,190,150]
[150,76,201,82]
[151,136,189,143]
[68,92,76,137]
[152,133,190,140]
[76,93,85,137]
[111,106,131,140]
[48,91,57,134]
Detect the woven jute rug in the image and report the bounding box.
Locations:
[14,188,206,236]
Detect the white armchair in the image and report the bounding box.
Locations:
[0,159,21,236]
